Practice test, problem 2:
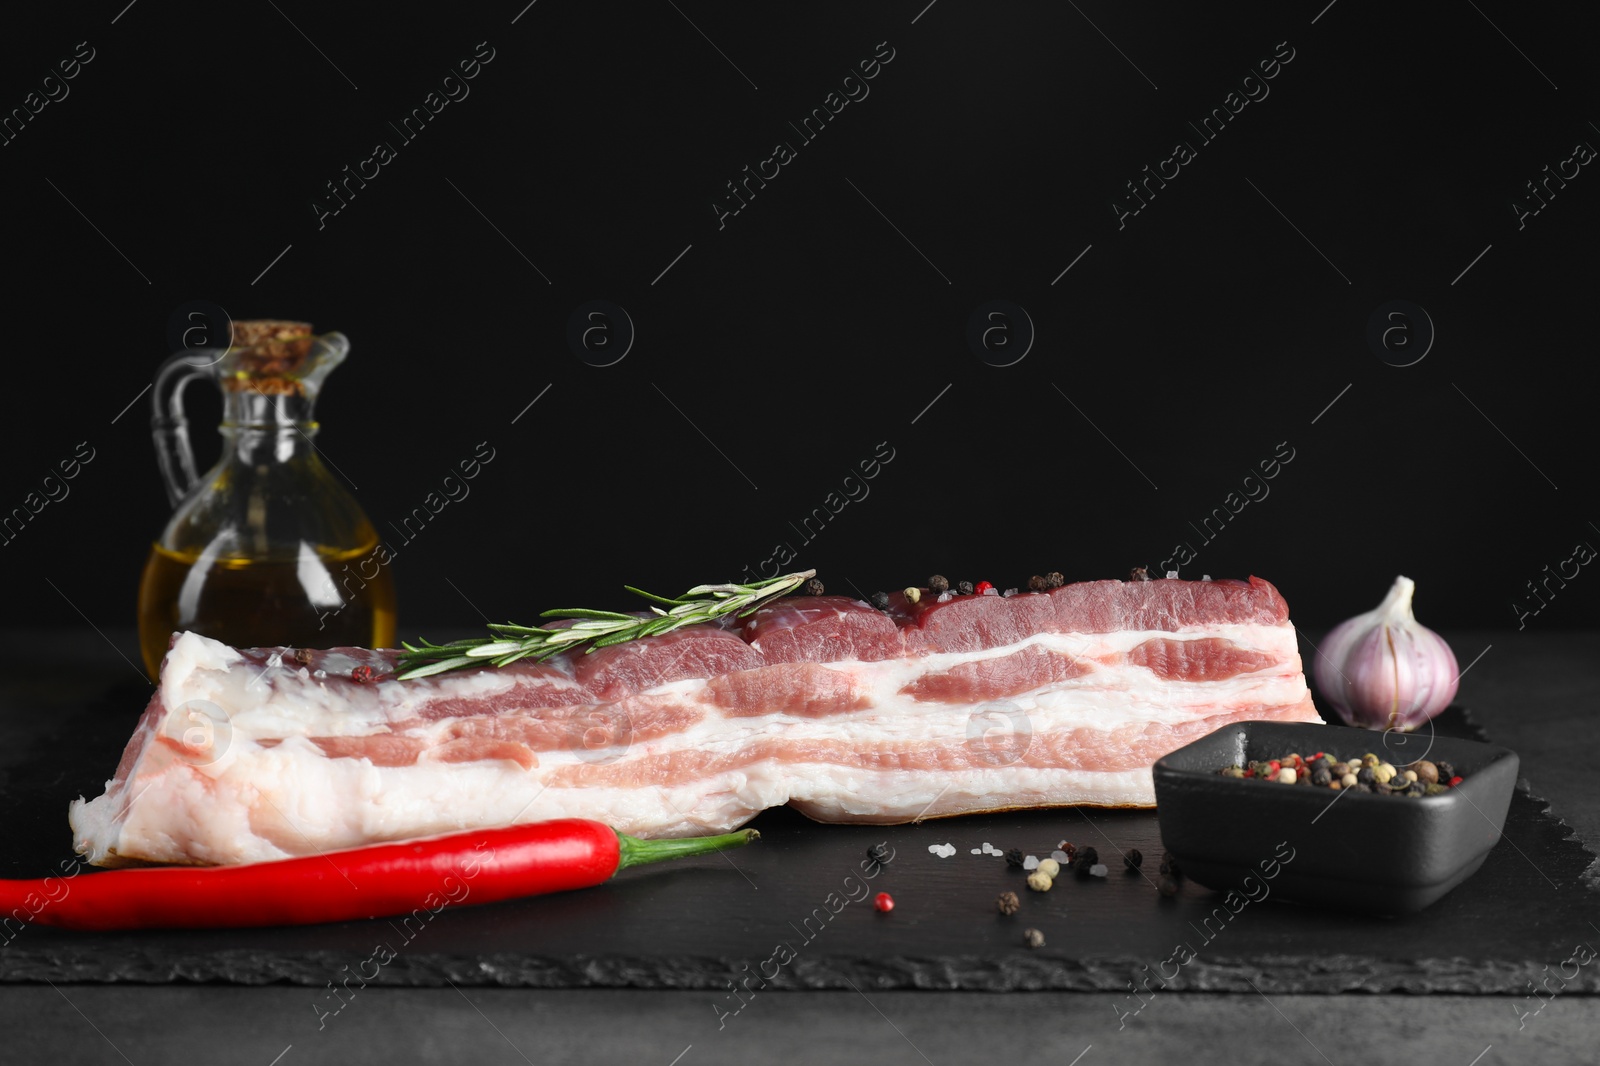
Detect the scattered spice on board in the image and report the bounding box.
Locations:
[1124,848,1143,872]
[874,892,894,913]
[1005,848,1025,868]
[1023,928,1045,949]
[997,891,1020,916]
[865,842,892,866]
[1026,870,1053,892]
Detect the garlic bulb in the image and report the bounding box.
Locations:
[1313,576,1459,731]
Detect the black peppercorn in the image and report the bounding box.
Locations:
[1079,846,1098,866]
[1356,766,1376,785]
[1159,851,1182,879]
[1045,572,1064,588]
[1027,574,1048,592]
[1074,855,1095,877]
[870,591,890,611]
[1158,876,1178,897]
[866,842,891,866]
[1022,927,1045,949]
[291,648,314,666]
[956,580,975,596]
[1435,760,1456,782]
[1129,567,1151,582]
[997,891,1020,916]
[1124,848,1143,871]
[1311,767,1332,787]
[928,575,950,593]
[804,578,825,597]
[1005,847,1024,868]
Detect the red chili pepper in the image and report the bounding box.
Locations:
[1312,752,1324,761]
[874,892,894,913]
[0,820,758,932]
[974,581,994,594]
[1268,760,1281,773]
[1449,776,1463,786]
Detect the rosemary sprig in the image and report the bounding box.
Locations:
[394,570,816,681]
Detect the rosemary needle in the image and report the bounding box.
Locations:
[395,570,816,680]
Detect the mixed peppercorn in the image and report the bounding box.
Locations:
[809,566,1227,618]
[996,838,1182,917]
[1218,751,1464,797]
[854,569,1177,612]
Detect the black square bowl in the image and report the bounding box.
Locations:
[1152,720,1519,914]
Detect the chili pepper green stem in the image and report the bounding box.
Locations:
[614,828,760,872]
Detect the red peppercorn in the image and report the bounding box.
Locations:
[1312,752,1325,761]
[974,581,994,595]
[1268,760,1281,774]
[351,665,374,684]
[1449,776,1463,787]
[1243,768,1255,778]
[1295,765,1309,780]
[874,892,894,913]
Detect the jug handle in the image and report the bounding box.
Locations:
[151,350,221,507]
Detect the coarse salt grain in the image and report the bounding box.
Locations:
[1022,855,1040,870]
[1050,850,1070,864]
[1089,863,1108,877]
[929,843,956,858]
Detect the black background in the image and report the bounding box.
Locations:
[3,0,1595,639]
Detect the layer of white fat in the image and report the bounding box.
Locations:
[77,623,1313,863]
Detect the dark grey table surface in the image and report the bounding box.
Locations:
[2,627,1597,1063]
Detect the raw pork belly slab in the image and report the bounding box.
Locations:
[71,576,1320,866]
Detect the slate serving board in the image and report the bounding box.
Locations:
[3,679,1596,994]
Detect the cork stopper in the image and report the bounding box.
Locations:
[225,320,315,394]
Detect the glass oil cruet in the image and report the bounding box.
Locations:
[137,320,396,677]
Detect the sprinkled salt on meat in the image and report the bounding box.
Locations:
[741,596,904,663]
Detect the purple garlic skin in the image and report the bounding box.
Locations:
[1313,576,1460,732]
